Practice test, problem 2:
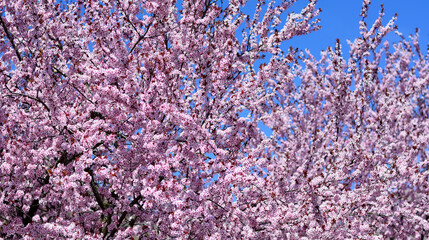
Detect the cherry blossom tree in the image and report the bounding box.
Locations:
[0,0,428,239]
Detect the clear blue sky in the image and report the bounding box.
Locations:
[243,0,429,56]
[290,0,429,55]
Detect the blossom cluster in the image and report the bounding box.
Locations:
[0,0,428,239]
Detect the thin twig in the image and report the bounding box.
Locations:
[129,22,153,54]
[5,92,50,112]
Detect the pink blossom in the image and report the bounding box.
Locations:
[0,0,428,239]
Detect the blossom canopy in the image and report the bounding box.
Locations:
[0,0,428,239]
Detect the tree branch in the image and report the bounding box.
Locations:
[0,14,22,61]
[105,195,142,239]
[129,22,153,54]
[84,167,107,211]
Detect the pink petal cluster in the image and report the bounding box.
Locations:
[0,0,427,239]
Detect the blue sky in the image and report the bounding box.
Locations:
[238,0,429,56]
[238,0,429,137]
[283,0,429,55]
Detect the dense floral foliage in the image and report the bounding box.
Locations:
[0,0,428,239]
